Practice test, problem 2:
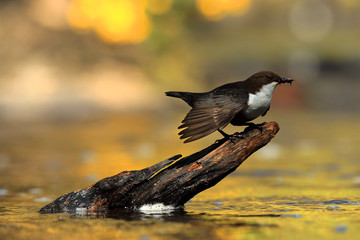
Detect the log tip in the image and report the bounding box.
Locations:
[266,121,280,135]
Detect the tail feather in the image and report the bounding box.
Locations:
[165,91,197,106]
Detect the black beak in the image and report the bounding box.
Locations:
[280,77,293,85]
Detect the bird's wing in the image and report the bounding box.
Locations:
[178,89,248,143]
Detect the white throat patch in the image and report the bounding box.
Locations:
[244,82,277,119]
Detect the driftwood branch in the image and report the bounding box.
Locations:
[39,122,279,214]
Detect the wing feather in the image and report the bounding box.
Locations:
[178,89,248,143]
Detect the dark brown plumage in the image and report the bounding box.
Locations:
[166,71,293,143]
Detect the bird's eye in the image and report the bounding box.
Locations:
[265,74,272,79]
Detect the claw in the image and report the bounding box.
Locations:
[216,130,245,144]
[232,132,245,138]
[228,132,244,144]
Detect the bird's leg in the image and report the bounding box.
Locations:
[215,129,229,144]
[218,129,230,138]
[217,129,244,144]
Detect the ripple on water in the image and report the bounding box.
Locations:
[271,202,297,205]
[326,206,340,210]
[335,225,348,233]
[320,200,353,205]
[280,214,302,218]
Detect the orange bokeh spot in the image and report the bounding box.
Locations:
[196,0,252,21]
[196,0,225,21]
[66,0,99,30]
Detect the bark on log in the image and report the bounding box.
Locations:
[39,122,279,214]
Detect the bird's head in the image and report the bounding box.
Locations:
[249,71,294,86]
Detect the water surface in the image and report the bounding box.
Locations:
[0,112,359,239]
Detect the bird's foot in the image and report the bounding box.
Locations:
[226,132,247,144]
[229,132,245,142]
[216,130,244,144]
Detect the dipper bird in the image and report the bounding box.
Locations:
[166,71,293,143]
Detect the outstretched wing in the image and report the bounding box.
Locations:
[178,89,248,143]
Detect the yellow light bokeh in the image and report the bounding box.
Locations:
[196,0,252,21]
[66,0,252,44]
[196,0,225,21]
[66,0,151,44]
[93,0,150,44]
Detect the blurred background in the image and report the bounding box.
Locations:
[1,0,360,190]
[0,0,359,199]
[1,0,360,239]
[1,0,359,122]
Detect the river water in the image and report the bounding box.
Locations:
[0,111,359,239]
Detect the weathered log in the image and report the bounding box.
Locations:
[39,122,279,214]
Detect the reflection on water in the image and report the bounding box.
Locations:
[0,112,360,239]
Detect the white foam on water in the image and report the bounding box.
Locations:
[138,203,177,214]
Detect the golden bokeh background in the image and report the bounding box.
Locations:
[0,0,359,120]
[0,1,360,239]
